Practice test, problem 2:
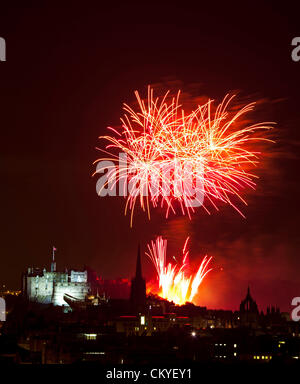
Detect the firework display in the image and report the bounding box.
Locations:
[95,87,273,224]
[146,236,212,305]
[94,86,274,304]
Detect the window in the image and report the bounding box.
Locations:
[85,333,97,340]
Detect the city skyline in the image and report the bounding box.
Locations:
[1,245,298,365]
[2,244,289,316]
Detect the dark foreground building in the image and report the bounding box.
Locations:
[0,251,299,364]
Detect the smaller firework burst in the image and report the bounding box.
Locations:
[146,236,212,305]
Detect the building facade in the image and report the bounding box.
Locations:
[22,257,90,307]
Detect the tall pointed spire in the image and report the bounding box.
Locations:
[130,243,146,313]
[135,243,142,278]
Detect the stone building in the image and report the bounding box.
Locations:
[22,254,90,307]
[239,286,259,327]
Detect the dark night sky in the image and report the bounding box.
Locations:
[0,2,300,312]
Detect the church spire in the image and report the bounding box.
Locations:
[130,243,146,313]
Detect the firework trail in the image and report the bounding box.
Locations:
[146,236,212,305]
[94,87,274,224]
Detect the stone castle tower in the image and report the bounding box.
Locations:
[22,250,89,307]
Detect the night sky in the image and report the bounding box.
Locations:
[1,2,300,312]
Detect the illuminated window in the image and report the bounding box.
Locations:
[140,316,145,325]
[234,352,237,357]
[84,352,105,355]
[85,334,97,340]
[234,344,237,348]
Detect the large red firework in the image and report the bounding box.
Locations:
[94,87,273,225]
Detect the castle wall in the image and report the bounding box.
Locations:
[24,269,90,307]
[26,274,54,304]
[70,270,87,283]
[52,282,90,306]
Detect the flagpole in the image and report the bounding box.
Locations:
[51,246,56,272]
